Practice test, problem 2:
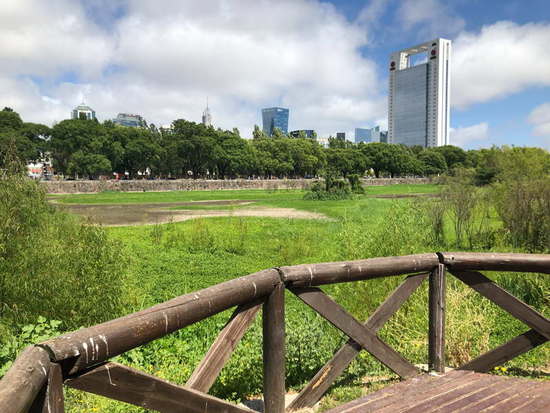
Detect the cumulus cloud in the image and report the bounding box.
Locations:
[0,0,386,137]
[452,21,550,108]
[0,0,113,79]
[450,122,489,147]
[528,103,550,142]
[397,0,465,39]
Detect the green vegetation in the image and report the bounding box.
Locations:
[1,146,549,412]
[3,105,531,182]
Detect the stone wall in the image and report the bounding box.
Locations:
[42,177,432,194]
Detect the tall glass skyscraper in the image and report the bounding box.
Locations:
[262,107,289,136]
[388,38,451,147]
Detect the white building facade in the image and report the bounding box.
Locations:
[388,38,451,147]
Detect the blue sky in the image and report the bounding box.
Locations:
[1,0,550,149]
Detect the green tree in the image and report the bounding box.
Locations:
[432,145,467,170]
[418,149,447,175]
[252,125,267,140]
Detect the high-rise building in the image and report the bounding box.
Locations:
[289,130,315,139]
[336,132,346,140]
[113,113,146,128]
[202,99,212,127]
[71,102,96,120]
[262,107,289,136]
[355,126,387,144]
[388,38,451,147]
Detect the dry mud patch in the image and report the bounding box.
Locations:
[55,200,328,226]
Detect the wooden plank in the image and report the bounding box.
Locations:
[433,376,525,412]
[65,362,253,413]
[451,270,550,340]
[187,301,261,393]
[382,374,497,413]
[450,378,533,412]
[439,252,550,274]
[263,283,285,413]
[280,253,439,286]
[326,370,475,413]
[429,264,446,372]
[288,273,428,410]
[41,269,281,374]
[0,346,51,413]
[460,329,547,372]
[290,287,419,379]
[324,370,480,413]
[30,363,65,413]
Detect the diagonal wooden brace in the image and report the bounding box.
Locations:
[65,362,254,413]
[290,286,419,380]
[186,300,262,393]
[459,329,547,372]
[450,270,550,340]
[288,273,427,410]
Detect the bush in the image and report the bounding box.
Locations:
[493,179,550,252]
[304,173,353,200]
[0,151,127,328]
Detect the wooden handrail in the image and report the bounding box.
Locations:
[0,252,548,413]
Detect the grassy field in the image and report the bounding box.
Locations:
[19,184,550,411]
[52,183,440,204]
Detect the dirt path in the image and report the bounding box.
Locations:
[56,200,328,226]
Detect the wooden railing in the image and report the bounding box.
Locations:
[0,252,548,413]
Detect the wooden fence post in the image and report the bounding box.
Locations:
[263,283,285,413]
[429,263,446,373]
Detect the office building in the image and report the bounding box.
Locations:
[262,107,289,136]
[355,126,387,144]
[380,131,388,143]
[202,100,212,127]
[388,38,451,147]
[290,130,315,139]
[71,102,96,121]
[113,113,146,128]
[336,132,346,140]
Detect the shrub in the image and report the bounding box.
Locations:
[304,173,353,200]
[0,151,127,328]
[492,179,550,252]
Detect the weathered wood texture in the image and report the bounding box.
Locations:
[440,252,550,273]
[65,362,253,413]
[290,287,419,379]
[263,283,285,413]
[288,273,428,410]
[0,346,51,413]
[460,328,548,372]
[280,253,439,286]
[187,301,261,393]
[451,270,550,340]
[428,264,446,372]
[41,269,281,374]
[29,363,65,413]
[325,370,550,413]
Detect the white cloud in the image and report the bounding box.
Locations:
[450,122,489,147]
[528,103,550,144]
[397,0,465,39]
[0,0,113,79]
[452,21,550,108]
[0,0,386,138]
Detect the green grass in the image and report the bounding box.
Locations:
[51,183,440,205]
[8,182,550,412]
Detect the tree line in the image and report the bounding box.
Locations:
[1,107,548,181]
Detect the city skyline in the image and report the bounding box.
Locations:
[1,1,550,148]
